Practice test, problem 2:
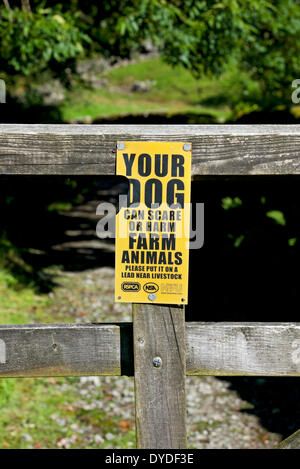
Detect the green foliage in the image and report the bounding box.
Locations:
[61,57,233,122]
[288,237,297,246]
[105,0,300,108]
[1,1,300,111]
[65,0,299,111]
[222,197,243,210]
[266,210,286,226]
[0,6,89,77]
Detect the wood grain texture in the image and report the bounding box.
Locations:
[1,321,300,378]
[0,124,299,175]
[277,430,300,449]
[186,322,300,376]
[0,323,132,377]
[133,304,186,449]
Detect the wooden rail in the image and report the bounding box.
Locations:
[0,323,132,377]
[0,322,300,378]
[0,124,300,449]
[0,124,299,175]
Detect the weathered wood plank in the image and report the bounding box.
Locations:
[186,322,300,376]
[0,124,299,175]
[133,304,186,449]
[1,322,300,378]
[0,323,133,377]
[277,430,300,449]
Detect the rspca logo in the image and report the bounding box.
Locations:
[121,282,140,292]
[143,282,159,293]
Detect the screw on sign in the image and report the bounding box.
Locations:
[148,293,156,301]
[153,356,162,368]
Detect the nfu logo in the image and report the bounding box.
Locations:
[0,80,6,103]
[143,283,159,293]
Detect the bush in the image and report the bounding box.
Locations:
[0,6,89,78]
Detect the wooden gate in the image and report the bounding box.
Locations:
[0,124,299,449]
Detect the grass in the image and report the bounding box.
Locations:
[0,270,52,324]
[0,375,135,449]
[0,268,135,449]
[60,57,251,123]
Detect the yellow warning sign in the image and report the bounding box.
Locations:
[115,141,191,305]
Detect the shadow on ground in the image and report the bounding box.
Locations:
[0,176,127,291]
[2,95,299,125]
[187,177,300,322]
[0,96,64,124]
[219,376,300,439]
[186,177,300,440]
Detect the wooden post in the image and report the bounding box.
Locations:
[133,303,186,449]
